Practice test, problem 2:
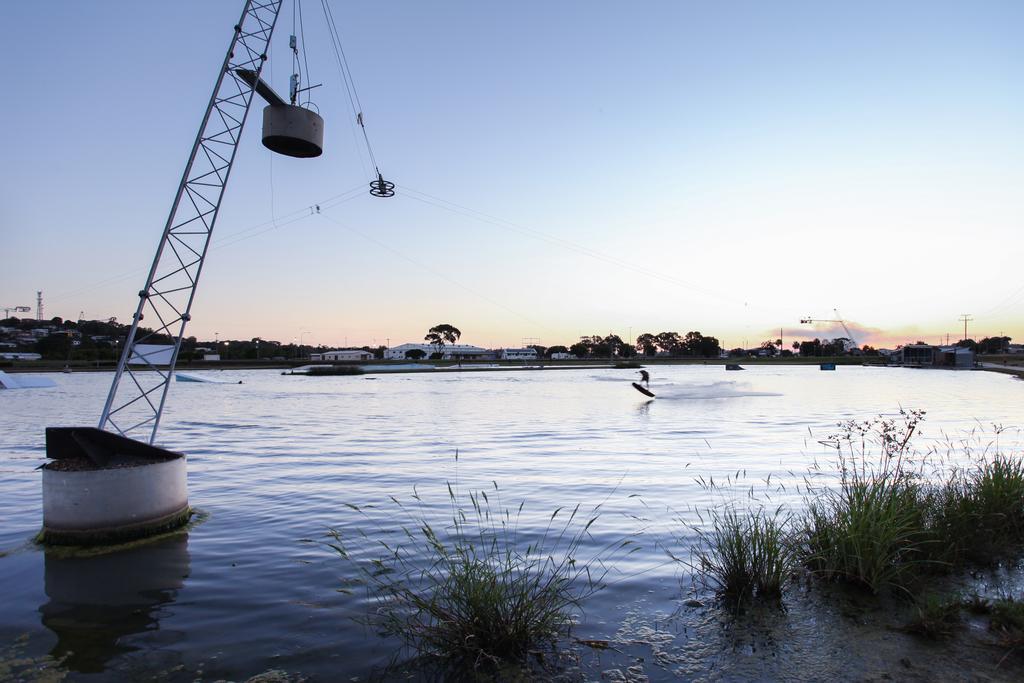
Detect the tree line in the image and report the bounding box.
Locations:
[4,315,1015,363]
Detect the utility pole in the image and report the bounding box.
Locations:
[958,314,973,342]
[36,291,43,321]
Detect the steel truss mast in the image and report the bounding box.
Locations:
[99,1,283,443]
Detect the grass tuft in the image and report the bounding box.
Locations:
[695,506,796,601]
[801,409,947,594]
[904,593,962,639]
[925,453,1024,566]
[990,597,1024,635]
[329,482,637,671]
[804,473,929,593]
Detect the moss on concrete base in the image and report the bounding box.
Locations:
[38,506,192,547]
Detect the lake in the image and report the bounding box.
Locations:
[2,365,1022,680]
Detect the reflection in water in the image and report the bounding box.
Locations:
[38,534,190,673]
[635,398,654,416]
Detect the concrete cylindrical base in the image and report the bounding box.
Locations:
[41,457,189,546]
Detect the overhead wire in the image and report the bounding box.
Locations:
[315,210,557,336]
[290,0,300,103]
[976,280,1024,319]
[297,0,313,106]
[47,184,367,305]
[319,0,381,175]
[394,183,773,313]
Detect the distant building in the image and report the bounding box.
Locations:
[314,349,374,362]
[892,344,975,368]
[1008,344,1024,354]
[202,353,221,361]
[0,352,42,360]
[550,352,575,360]
[900,344,938,365]
[384,343,489,360]
[501,348,538,361]
[939,346,976,368]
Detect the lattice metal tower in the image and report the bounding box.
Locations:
[99,1,284,443]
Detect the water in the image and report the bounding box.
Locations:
[1,365,1022,680]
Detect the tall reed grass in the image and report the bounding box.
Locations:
[693,411,1024,600]
[938,454,1024,563]
[329,482,639,671]
[694,505,796,601]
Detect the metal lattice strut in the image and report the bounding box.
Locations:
[99,0,284,443]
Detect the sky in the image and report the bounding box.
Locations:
[1,1,1022,350]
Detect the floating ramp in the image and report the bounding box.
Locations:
[175,372,238,384]
[0,370,57,389]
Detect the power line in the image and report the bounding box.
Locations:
[395,184,772,313]
[47,184,367,305]
[319,0,379,173]
[315,210,557,336]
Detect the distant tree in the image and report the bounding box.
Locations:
[799,339,822,356]
[820,338,847,356]
[955,338,978,352]
[405,349,427,360]
[682,331,721,357]
[978,336,1011,354]
[602,334,625,358]
[759,340,778,356]
[424,323,462,356]
[792,341,800,351]
[545,345,569,358]
[36,332,72,360]
[429,352,444,360]
[861,345,879,356]
[780,349,794,357]
[655,332,682,355]
[635,333,658,357]
[591,338,611,358]
[528,344,547,357]
[569,342,589,358]
[728,347,746,358]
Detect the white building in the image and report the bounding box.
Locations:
[0,352,42,360]
[501,348,538,361]
[384,343,489,360]
[311,349,375,362]
[550,352,575,360]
